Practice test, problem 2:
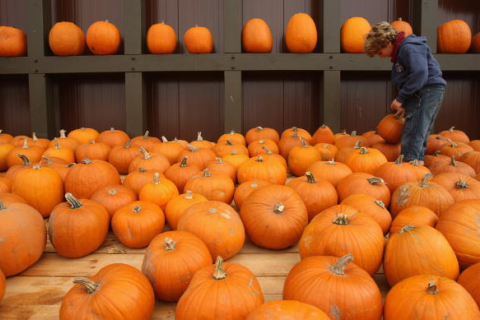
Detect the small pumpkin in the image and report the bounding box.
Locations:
[311,124,335,145]
[130,130,161,151]
[108,140,141,174]
[86,20,121,55]
[49,22,85,56]
[164,191,208,230]
[341,17,371,53]
[285,13,317,53]
[139,172,179,210]
[184,26,214,53]
[90,184,137,219]
[164,156,202,193]
[242,18,273,53]
[336,172,391,206]
[67,127,99,144]
[306,159,352,187]
[0,26,27,57]
[183,168,234,204]
[233,180,271,209]
[245,126,280,144]
[75,140,111,162]
[147,22,177,54]
[377,114,405,144]
[97,127,130,148]
[152,136,186,164]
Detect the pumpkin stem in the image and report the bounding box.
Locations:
[196,132,204,141]
[255,126,263,131]
[143,130,150,140]
[229,130,235,135]
[359,147,369,155]
[22,138,30,149]
[184,190,194,200]
[367,177,385,185]
[399,225,415,234]
[81,158,93,165]
[54,137,62,149]
[89,140,96,144]
[110,127,115,133]
[374,200,386,209]
[255,155,264,163]
[161,136,169,143]
[300,137,307,148]
[139,167,147,173]
[153,172,161,184]
[65,193,83,209]
[32,132,39,141]
[427,281,439,295]
[60,129,67,138]
[41,155,53,165]
[140,147,151,160]
[180,156,188,167]
[18,154,31,165]
[450,156,457,167]
[446,139,457,148]
[329,254,354,276]
[124,139,132,149]
[187,144,198,152]
[73,277,99,294]
[226,139,234,146]
[395,154,405,165]
[326,159,336,165]
[213,256,227,280]
[0,200,5,210]
[448,126,455,132]
[419,173,433,188]
[273,203,285,214]
[203,168,212,177]
[333,213,350,225]
[306,172,316,184]
[164,237,176,251]
[215,157,223,164]
[456,180,469,189]
[261,146,273,155]
[108,189,118,195]
[132,206,142,213]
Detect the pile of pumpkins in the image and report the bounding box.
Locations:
[1,118,480,319]
[2,14,480,57]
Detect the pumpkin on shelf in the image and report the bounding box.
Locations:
[391,17,413,37]
[472,31,480,53]
[141,230,212,301]
[183,168,234,204]
[43,138,75,163]
[49,129,79,151]
[86,20,121,55]
[341,17,371,53]
[176,256,264,320]
[49,21,85,56]
[6,139,43,168]
[242,18,273,53]
[336,172,391,206]
[0,26,27,57]
[130,130,161,151]
[311,124,335,145]
[151,136,187,165]
[374,154,419,193]
[237,155,287,185]
[147,22,177,54]
[437,19,472,54]
[438,126,470,143]
[233,179,271,209]
[184,25,214,54]
[128,147,171,174]
[123,168,158,195]
[60,263,155,320]
[0,130,14,144]
[285,13,317,53]
[164,156,202,193]
[307,159,352,187]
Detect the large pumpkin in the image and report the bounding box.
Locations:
[242,18,273,53]
[0,201,46,276]
[141,230,212,301]
[147,22,177,54]
[49,21,85,56]
[285,13,317,53]
[341,17,371,53]
[86,20,121,55]
[437,19,472,54]
[176,256,264,320]
[0,26,27,57]
[240,184,308,249]
[60,263,155,320]
[384,275,480,319]
[283,254,383,319]
[184,26,214,53]
[247,300,329,320]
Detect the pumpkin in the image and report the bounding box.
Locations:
[6,139,43,168]
[384,225,459,287]
[5,154,33,180]
[67,127,99,144]
[237,155,287,185]
[128,148,170,173]
[206,157,237,182]
[390,173,455,217]
[374,154,419,192]
[108,140,141,174]
[258,146,287,168]
[247,300,329,320]
[285,13,317,53]
[0,268,4,303]
[0,192,27,205]
[86,20,121,55]
[90,184,137,219]
[190,132,216,149]
[0,201,46,276]
[341,17,371,53]
[435,199,480,268]
[362,130,385,146]
[39,156,71,181]
[437,20,472,54]
[245,126,279,144]
[429,155,476,177]
[213,139,249,158]
[307,159,353,187]
[30,133,49,150]
[288,138,322,176]
[183,168,234,204]
[389,205,438,234]
[311,124,335,145]
[281,126,312,143]
[10,135,31,147]
[343,146,388,174]
[112,201,165,248]
[457,262,480,308]
[141,230,212,301]
[97,127,130,148]
[217,130,246,146]
[384,275,480,319]
[49,129,79,151]
[123,168,158,195]
[49,193,109,258]
[131,130,161,151]
[176,256,264,320]
[0,26,27,56]
[164,191,208,230]
[184,26,214,53]
[64,158,120,199]
[425,151,450,168]
[60,263,155,320]
[43,138,75,163]
[299,204,384,276]
[336,172,391,206]
[391,17,413,37]
[335,131,369,150]
[177,201,245,260]
[0,143,14,171]
[151,136,186,164]
[49,22,85,56]
[177,144,216,169]
[439,126,471,143]
[0,130,13,144]
[12,165,64,218]
[0,177,11,193]
[460,151,480,173]
[283,254,383,319]
[75,140,111,162]
[314,143,338,161]
[242,18,273,53]
[164,156,202,192]
[426,134,447,154]
[438,139,474,158]
[240,184,308,249]
[334,139,362,163]
[247,139,279,157]
[147,22,177,54]
[470,140,480,151]
[431,171,480,202]
[233,179,271,209]
[139,172,179,210]
[340,193,392,234]
[286,172,338,222]
[377,114,404,144]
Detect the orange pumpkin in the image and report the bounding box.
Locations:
[184,26,214,53]
[377,114,405,144]
[437,19,472,54]
[391,17,413,37]
[131,130,161,151]
[141,230,212,301]
[183,169,234,204]
[0,143,15,171]
[0,26,27,57]
[242,18,273,53]
[283,254,383,319]
[237,155,287,185]
[343,147,388,174]
[285,13,317,53]
[389,205,438,234]
[307,159,352,187]
[43,138,75,163]
[139,172,179,210]
[97,127,130,148]
[164,156,202,193]
[0,201,46,276]
[60,263,155,320]
[176,256,264,319]
[164,191,208,230]
[0,192,27,205]
[152,136,187,165]
[147,22,177,54]
[439,126,470,143]
[432,171,480,202]
[0,268,4,303]
[107,140,141,174]
[336,172,391,206]
[233,179,271,209]
[245,126,280,144]
[341,17,371,53]
[49,129,79,151]
[128,147,171,173]
[90,184,137,219]
[123,168,158,195]
[374,154,419,193]
[472,31,480,53]
[288,138,322,176]
[86,20,121,55]
[67,127,99,144]
[457,262,480,308]
[49,21,85,56]
[75,140,111,162]
[246,300,329,320]
[0,130,13,144]
[311,124,335,145]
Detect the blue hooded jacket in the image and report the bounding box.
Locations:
[392,35,447,104]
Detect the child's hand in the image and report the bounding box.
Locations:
[395,107,405,118]
[390,99,402,112]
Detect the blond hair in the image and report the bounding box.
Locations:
[364,22,398,57]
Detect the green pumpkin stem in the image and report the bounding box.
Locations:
[180,157,188,167]
[73,277,99,294]
[65,193,83,209]
[395,154,405,165]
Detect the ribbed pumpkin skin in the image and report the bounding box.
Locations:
[384,275,480,320]
[246,300,329,320]
[0,202,46,276]
[437,19,472,53]
[384,226,459,287]
[60,263,155,320]
[86,21,121,55]
[377,114,404,144]
[0,26,27,57]
[341,17,371,53]
[457,262,480,308]
[176,259,264,320]
[141,230,212,301]
[285,13,317,53]
[49,22,85,56]
[283,255,383,320]
[184,26,213,53]
[242,18,273,53]
[389,205,438,234]
[147,22,177,54]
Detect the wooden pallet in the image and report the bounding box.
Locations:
[0,226,389,320]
